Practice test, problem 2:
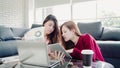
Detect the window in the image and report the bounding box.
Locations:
[73,1,96,20]
[97,0,120,18]
[35,0,120,27]
[35,8,43,24]
[35,4,71,25]
[52,4,71,21]
[97,0,120,27]
[45,4,71,25]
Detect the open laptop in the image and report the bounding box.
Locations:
[48,43,72,59]
[16,40,60,68]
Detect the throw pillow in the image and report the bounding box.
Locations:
[0,27,14,41]
[77,21,102,40]
[11,28,29,37]
[23,27,44,41]
[100,27,120,41]
[31,24,42,29]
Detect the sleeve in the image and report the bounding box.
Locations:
[70,48,82,60]
[83,34,95,49]
[70,34,95,60]
[83,34,97,61]
[83,34,104,61]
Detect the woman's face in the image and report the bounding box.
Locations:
[62,25,74,41]
[44,20,55,35]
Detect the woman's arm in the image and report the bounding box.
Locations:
[71,48,83,60]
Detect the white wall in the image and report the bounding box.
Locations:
[0,0,35,28]
[0,0,25,27]
[0,0,95,28]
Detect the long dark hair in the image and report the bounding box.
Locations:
[60,21,81,50]
[43,14,60,44]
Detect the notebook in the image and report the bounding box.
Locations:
[48,43,72,59]
[16,40,60,68]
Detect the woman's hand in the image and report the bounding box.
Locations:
[48,50,65,61]
[54,51,65,60]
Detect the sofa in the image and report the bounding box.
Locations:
[77,22,120,68]
[0,26,29,57]
[0,22,120,68]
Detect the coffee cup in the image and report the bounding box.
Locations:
[81,49,94,68]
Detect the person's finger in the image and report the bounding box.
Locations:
[48,47,51,54]
[54,51,58,60]
[58,51,61,60]
[49,53,55,59]
[59,60,63,66]
[59,58,66,66]
[61,52,64,57]
[60,52,65,60]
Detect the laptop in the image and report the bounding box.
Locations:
[48,43,72,59]
[16,40,60,68]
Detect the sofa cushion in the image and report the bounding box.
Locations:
[100,27,120,41]
[0,26,15,41]
[97,40,120,67]
[97,41,120,58]
[10,28,29,37]
[0,38,2,41]
[31,24,42,29]
[0,41,18,57]
[77,22,102,40]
